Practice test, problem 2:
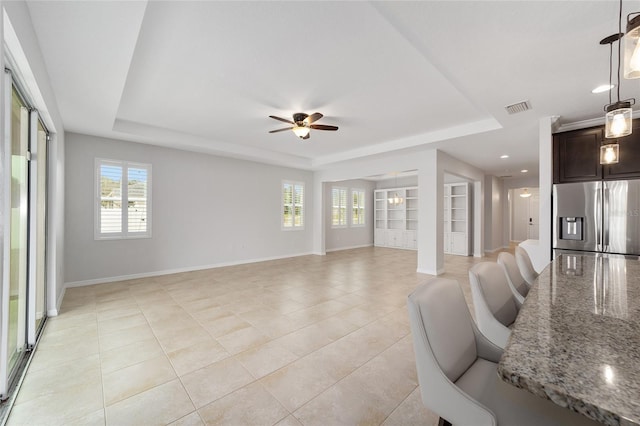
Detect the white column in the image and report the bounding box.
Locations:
[537,117,554,267]
[312,175,325,255]
[417,150,444,275]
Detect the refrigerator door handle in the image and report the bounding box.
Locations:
[596,182,602,252]
[604,182,610,251]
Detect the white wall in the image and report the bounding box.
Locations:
[3,2,66,314]
[375,175,417,189]
[324,179,376,251]
[65,133,314,285]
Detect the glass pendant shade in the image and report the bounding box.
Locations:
[388,192,403,205]
[624,15,640,79]
[292,126,310,138]
[605,103,633,138]
[600,143,620,164]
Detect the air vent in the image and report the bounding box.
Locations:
[499,175,513,179]
[505,100,532,115]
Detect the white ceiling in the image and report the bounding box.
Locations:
[26,1,640,177]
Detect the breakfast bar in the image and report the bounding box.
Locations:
[498,252,640,426]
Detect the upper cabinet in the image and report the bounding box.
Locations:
[603,120,640,180]
[553,119,640,183]
[553,126,602,183]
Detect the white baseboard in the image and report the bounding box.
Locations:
[48,286,65,317]
[484,245,510,254]
[312,251,326,256]
[416,267,445,276]
[325,243,373,253]
[64,251,315,288]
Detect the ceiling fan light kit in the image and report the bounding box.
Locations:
[292,126,310,138]
[268,112,338,140]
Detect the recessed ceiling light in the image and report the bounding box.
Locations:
[500,155,509,159]
[521,169,528,173]
[592,84,615,94]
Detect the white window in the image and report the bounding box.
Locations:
[332,187,347,227]
[282,181,304,230]
[352,189,365,226]
[95,159,152,239]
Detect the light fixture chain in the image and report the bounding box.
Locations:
[618,0,623,102]
[609,41,613,105]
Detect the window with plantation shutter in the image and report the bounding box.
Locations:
[95,159,152,239]
[332,187,347,228]
[282,180,304,230]
[352,189,365,226]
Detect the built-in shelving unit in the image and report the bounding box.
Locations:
[374,186,418,250]
[444,183,470,256]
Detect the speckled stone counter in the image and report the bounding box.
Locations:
[498,252,640,426]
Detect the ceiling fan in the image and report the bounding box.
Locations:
[269,112,338,140]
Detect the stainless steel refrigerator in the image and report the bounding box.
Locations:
[553,180,640,256]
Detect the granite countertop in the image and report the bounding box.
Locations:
[498,252,640,426]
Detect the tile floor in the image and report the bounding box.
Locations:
[7,246,510,426]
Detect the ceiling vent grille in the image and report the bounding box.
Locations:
[505,100,532,115]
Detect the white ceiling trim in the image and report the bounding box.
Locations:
[112,119,312,169]
[311,117,502,168]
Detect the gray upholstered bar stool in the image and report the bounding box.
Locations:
[407,278,599,426]
[468,262,520,349]
[515,246,539,287]
[497,252,529,304]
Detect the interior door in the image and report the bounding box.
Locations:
[528,194,540,239]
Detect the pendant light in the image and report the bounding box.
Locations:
[387,173,404,206]
[600,33,631,164]
[519,188,532,198]
[602,0,635,140]
[624,10,640,78]
[600,143,620,164]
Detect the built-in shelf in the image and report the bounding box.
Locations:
[374,186,418,250]
[444,183,470,256]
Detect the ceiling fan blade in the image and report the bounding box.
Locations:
[305,112,323,124]
[269,127,294,133]
[310,124,338,131]
[302,133,310,140]
[269,115,295,125]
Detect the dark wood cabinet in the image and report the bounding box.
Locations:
[553,119,640,183]
[603,119,640,179]
[553,126,602,183]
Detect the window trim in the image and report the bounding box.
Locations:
[351,188,366,227]
[331,186,348,228]
[95,158,152,240]
[282,180,305,231]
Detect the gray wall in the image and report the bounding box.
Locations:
[324,179,376,251]
[65,133,313,284]
[484,175,504,252]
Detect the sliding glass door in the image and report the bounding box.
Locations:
[0,71,49,399]
[6,86,29,384]
[30,117,48,339]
